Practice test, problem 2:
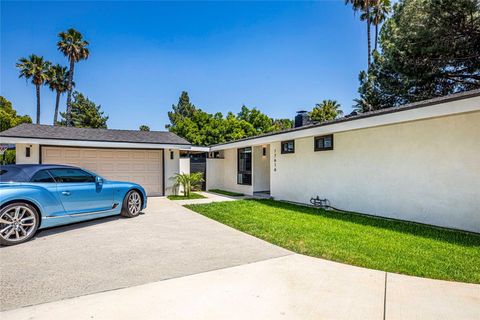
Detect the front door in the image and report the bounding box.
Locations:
[48,168,113,215]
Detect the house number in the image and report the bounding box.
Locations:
[273,148,277,172]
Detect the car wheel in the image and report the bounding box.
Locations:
[0,202,40,246]
[121,190,142,218]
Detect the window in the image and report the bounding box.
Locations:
[281,140,295,154]
[30,170,55,183]
[237,147,252,185]
[48,168,96,183]
[314,134,334,151]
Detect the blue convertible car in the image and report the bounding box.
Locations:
[0,164,147,246]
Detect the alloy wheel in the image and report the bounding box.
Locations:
[0,205,37,243]
[128,192,141,215]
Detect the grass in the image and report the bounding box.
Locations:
[185,199,480,283]
[167,192,206,200]
[208,189,244,197]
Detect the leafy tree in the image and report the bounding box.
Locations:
[16,55,51,124]
[0,96,32,132]
[237,105,273,134]
[272,118,294,131]
[139,125,150,131]
[59,91,108,128]
[46,64,72,125]
[166,92,293,145]
[357,0,480,109]
[57,28,89,126]
[310,100,344,122]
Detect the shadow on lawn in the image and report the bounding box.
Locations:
[246,199,480,247]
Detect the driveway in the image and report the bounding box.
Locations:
[0,197,290,311]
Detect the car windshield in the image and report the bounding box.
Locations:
[0,167,29,182]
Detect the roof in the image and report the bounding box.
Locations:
[0,164,77,182]
[210,89,480,148]
[0,124,191,146]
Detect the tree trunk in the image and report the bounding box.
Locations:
[54,91,61,125]
[35,84,41,124]
[374,23,378,52]
[65,60,75,126]
[367,5,372,66]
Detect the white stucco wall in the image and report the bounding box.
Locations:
[163,149,180,196]
[15,143,40,164]
[270,111,480,233]
[179,158,190,174]
[206,159,225,190]
[253,145,270,192]
[205,149,253,195]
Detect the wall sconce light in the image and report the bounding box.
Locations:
[26,146,31,158]
[170,150,174,160]
[262,147,267,157]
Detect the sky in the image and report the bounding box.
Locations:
[1,1,368,131]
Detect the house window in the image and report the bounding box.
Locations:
[314,134,334,151]
[281,140,295,154]
[237,147,252,185]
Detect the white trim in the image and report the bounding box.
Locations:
[1,137,194,150]
[210,96,480,151]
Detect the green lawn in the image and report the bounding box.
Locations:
[208,189,244,197]
[167,192,206,200]
[185,199,480,283]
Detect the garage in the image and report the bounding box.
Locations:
[0,123,207,196]
[41,147,164,196]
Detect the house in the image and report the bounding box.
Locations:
[206,90,480,233]
[0,125,207,196]
[1,90,479,232]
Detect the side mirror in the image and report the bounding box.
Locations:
[95,176,104,185]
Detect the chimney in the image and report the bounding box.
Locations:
[295,110,311,128]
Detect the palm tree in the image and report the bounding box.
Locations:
[310,100,344,123]
[57,28,89,126]
[46,64,72,125]
[16,55,51,124]
[371,0,391,51]
[346,0,373,66]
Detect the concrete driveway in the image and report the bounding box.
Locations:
[0,197,290,311]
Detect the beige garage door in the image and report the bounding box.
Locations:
[42,147,163,196]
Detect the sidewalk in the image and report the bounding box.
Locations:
[2,254,478,320]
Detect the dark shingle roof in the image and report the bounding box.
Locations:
[0,124,191,145]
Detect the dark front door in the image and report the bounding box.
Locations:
[189,153,207,191]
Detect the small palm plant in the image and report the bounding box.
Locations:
[172,173,204,197]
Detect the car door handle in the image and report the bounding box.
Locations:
[62,191,71,196]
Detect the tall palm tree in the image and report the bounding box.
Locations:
[16,55,51,124]
[57,28,89,126]
[346,0,373,66]
[371,0,391,51]
[46,64,72,125]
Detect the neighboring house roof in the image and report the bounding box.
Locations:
[210,89,480,150]
[0,124,191,146]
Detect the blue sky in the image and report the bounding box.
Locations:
[1,1,368,130]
